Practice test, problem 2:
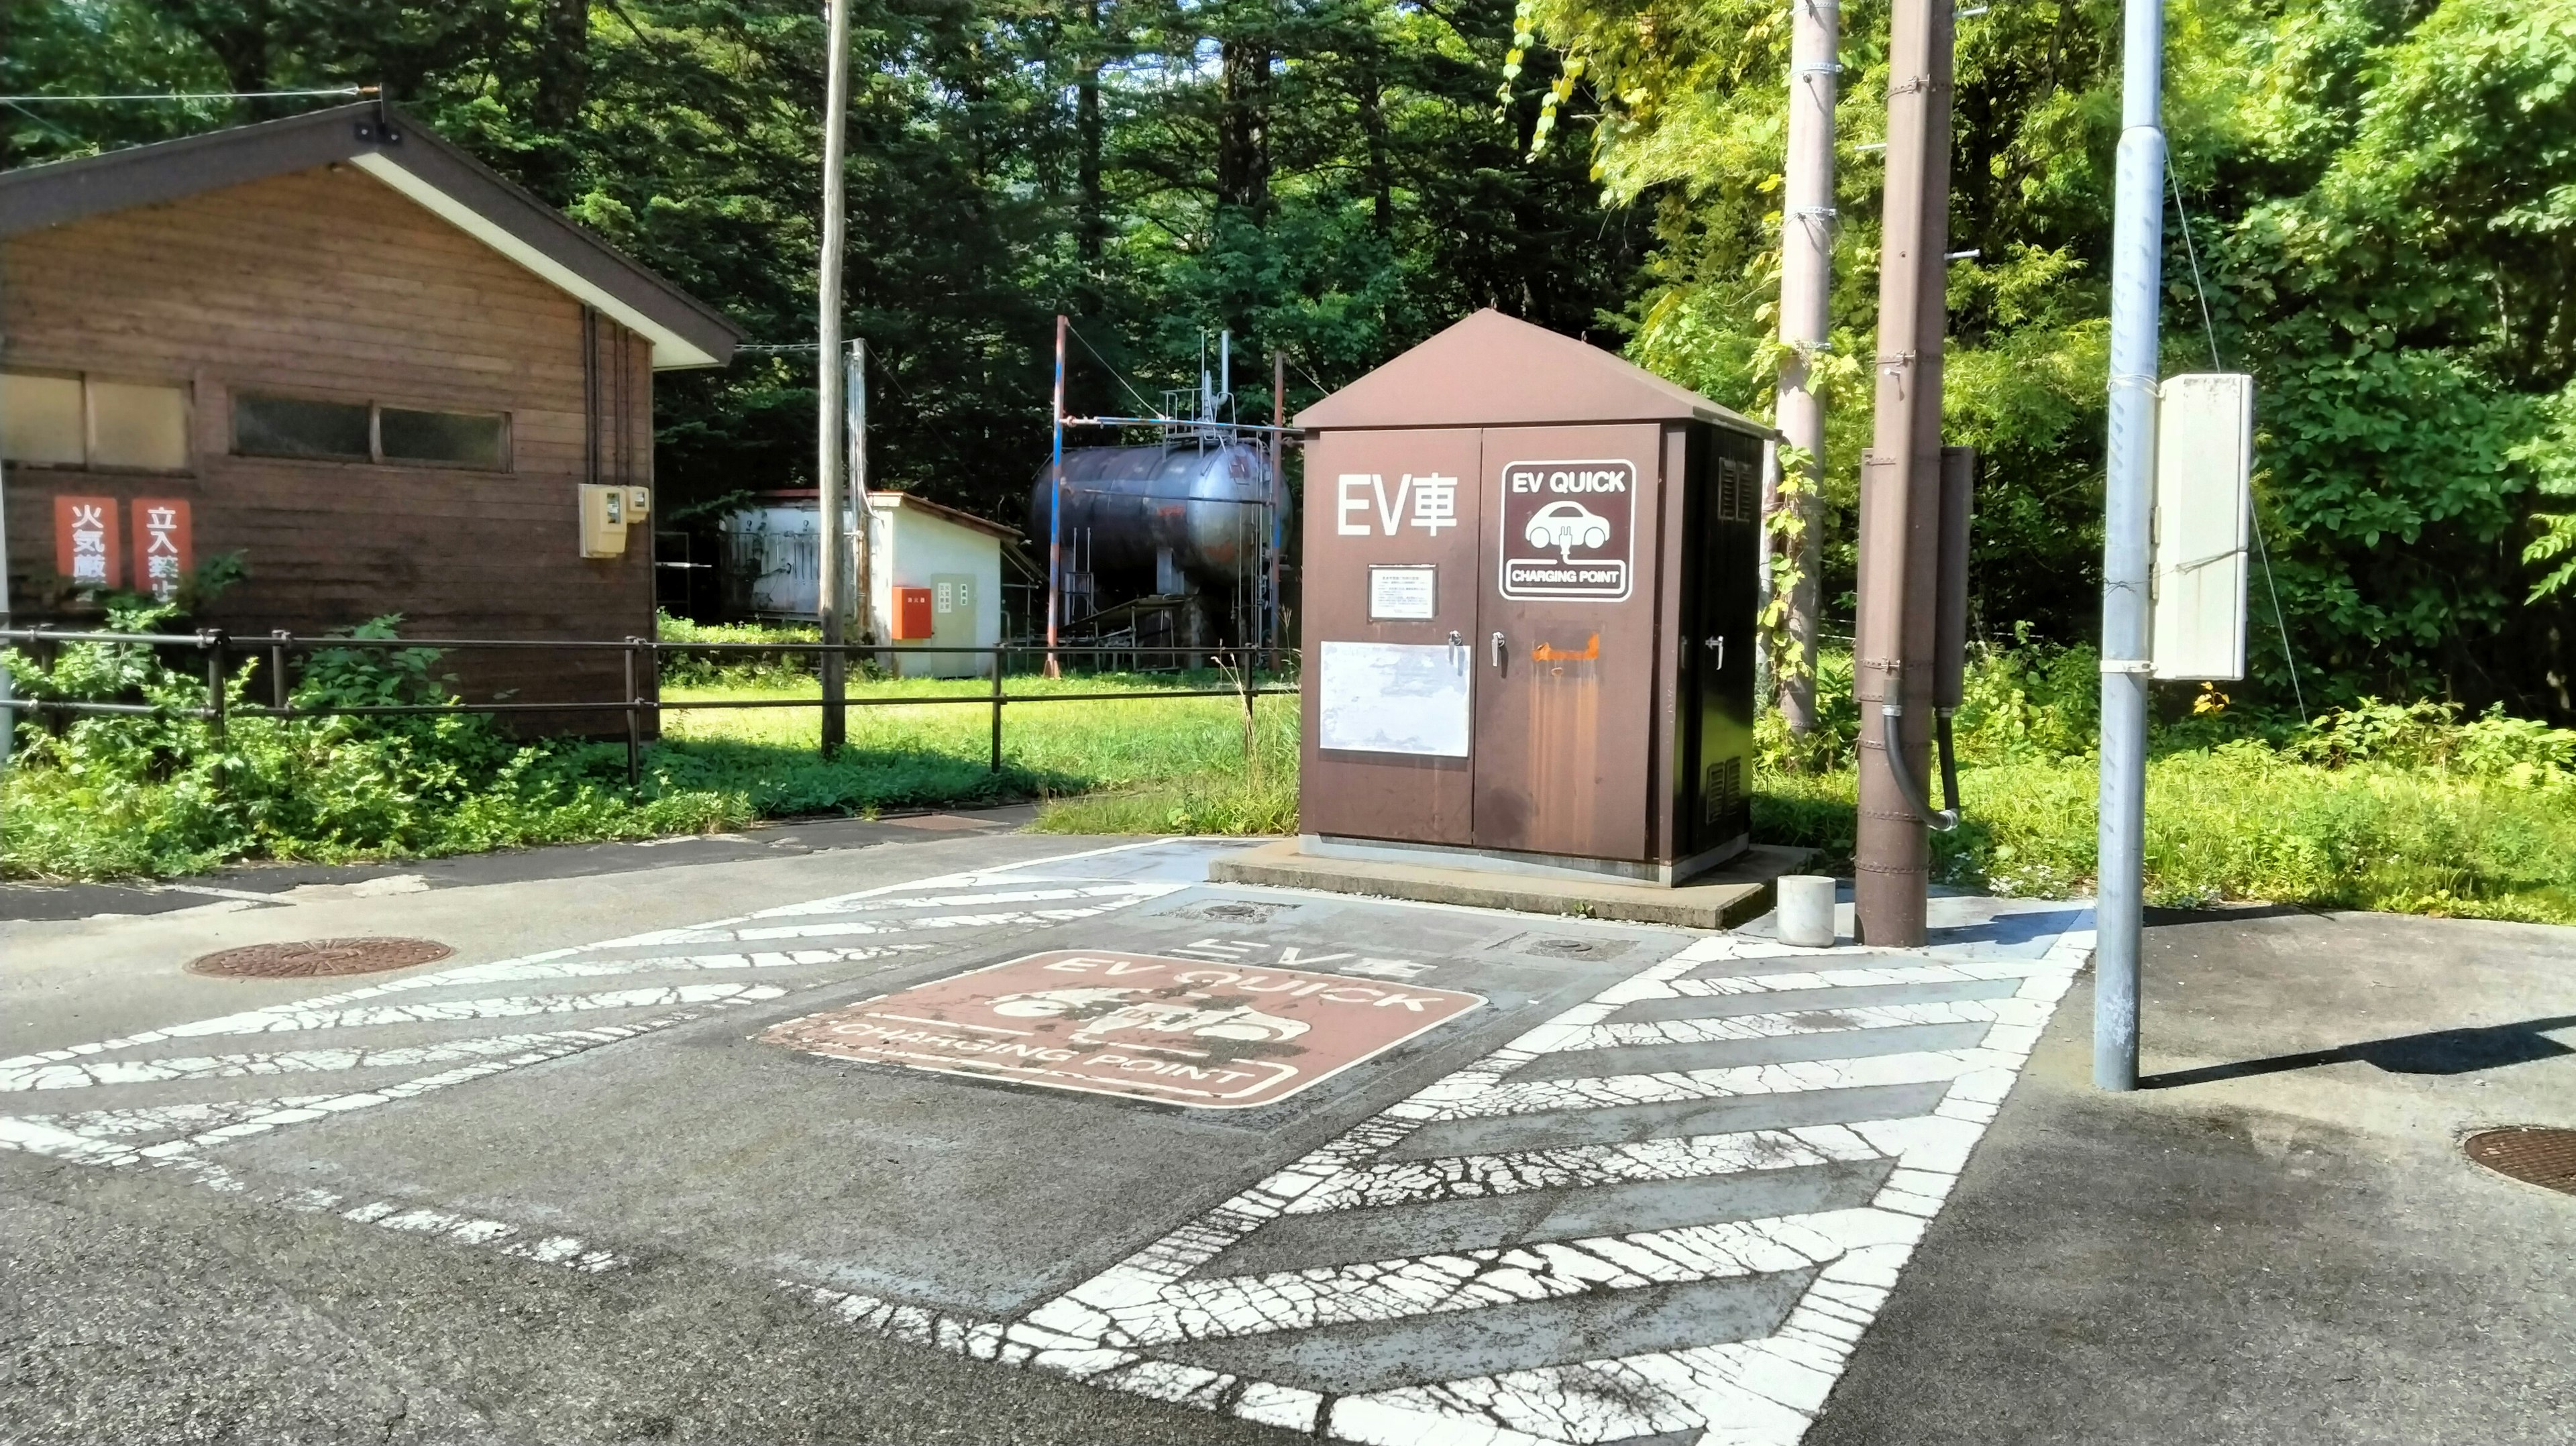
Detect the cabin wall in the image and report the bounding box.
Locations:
[1,162,656,724]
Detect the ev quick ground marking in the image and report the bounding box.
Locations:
[762,950,1484,1109]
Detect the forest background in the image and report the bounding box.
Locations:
[5,0,2573,722]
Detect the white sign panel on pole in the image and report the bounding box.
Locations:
[1317,641,1470,757]
[2151,372,2254,681]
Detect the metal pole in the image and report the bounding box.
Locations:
[849,336,873,646]
[624,636,643,788]
[203,631,228,795]
[0,249,13,772]
[989,647,1005,773]
[816,0,853,759]
[1045,313,1067,679]
[1852,0,1955,948]
[1269,348,1285,667]
[1775,0,1839,737]
[270,629,292,713]
[2096,0,2166,1093]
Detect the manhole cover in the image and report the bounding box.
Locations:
[2463,1127,2576,1195]
[187,937,454,979]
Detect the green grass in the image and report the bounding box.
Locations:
[1754,753,2576,924]
[653,670,1298,827]
[7,619,2571,926]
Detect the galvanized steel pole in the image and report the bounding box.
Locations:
[2096,0,2166,1092]
[1852,0,1955,948]
[1046,313,1067,679]
[1774,0,1839,738]
[849,336,874,647]
[816,0,853,757]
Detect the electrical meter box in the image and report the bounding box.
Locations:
[578,482,630,558]
[1296,310,1776,885]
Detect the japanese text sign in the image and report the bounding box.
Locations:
[1334,472,1460,538]
[763,950,1483,1109]
[52,495,121,590]
[130,498,193,602]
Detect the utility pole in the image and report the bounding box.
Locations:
[1852,0,1955,948]
[847,336,873,647]
[1773,0,1839,738]
[816,0,853,755]
[1269,347,1285,665]
[2096,0,2166,1091]
[1045,313,1067,679]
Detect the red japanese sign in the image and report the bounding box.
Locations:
[129,498,193,602]
[762,950,1484,1109]
[52,495,121,590]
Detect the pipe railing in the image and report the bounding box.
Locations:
[0,628,1298,787]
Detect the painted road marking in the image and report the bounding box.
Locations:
[0,843,1190,1275]
[763,949,1485,1109]
[797,899,2093,1445]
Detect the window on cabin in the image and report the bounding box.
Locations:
[1,370,191,471]
[380,407,507,469]
[235,394,372,461]
[231,395,510,471]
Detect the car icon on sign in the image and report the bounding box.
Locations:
[1525,500,1612,560]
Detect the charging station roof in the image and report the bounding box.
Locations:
[1295,309,1772,435]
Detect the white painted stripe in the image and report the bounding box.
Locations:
[1532,997,2039,1054]
[133,984,784,1042]
[1279,1121,1902,1214]
[1666,956,2070,997]
[1079,1207,1925,1346]
[1398,1049,2002,1121]
[2,1028,635,1092]
[750,883,1175,919]
[657,899,1163,946]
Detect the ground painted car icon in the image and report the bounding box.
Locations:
[1524,500,1612,560]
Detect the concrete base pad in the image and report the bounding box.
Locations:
[1207,839,1813,930]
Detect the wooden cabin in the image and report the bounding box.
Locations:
[0,102,740,723]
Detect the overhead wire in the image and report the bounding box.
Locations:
[2168,159,2306,721]
[1064,320,1171,420]
[0,87,372,103]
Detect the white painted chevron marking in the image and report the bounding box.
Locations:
[1278,1122,1898,1215]
[1,1028,636,1093]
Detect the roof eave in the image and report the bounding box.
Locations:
[0,103,741,371]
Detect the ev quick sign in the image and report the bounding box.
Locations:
[1497,458,1635,601]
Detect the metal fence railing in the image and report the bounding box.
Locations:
[0,628,1300,787]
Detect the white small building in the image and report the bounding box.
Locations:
[863,491,1012,678]
[716,490,1013,679]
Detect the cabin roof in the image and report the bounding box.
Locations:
[1295,309,1772,436]
[0,101,741,370]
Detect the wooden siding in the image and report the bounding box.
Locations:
[1,163,657,726]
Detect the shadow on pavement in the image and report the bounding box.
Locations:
[2141,1013,2576,1088]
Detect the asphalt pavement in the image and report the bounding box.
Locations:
[3,831,2567,1445]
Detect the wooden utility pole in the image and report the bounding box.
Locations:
[1852,0,1955,947]
[816,0,853,756]
[1773,0,1839,737]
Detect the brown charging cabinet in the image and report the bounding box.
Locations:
[1295,310,1774,885]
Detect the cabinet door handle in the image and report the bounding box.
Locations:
[1491,631,1508,669]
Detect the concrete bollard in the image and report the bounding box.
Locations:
[1775,875,1839,948]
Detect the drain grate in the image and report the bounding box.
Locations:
[188,937,454,979]
[2463,1127,2576,1195]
